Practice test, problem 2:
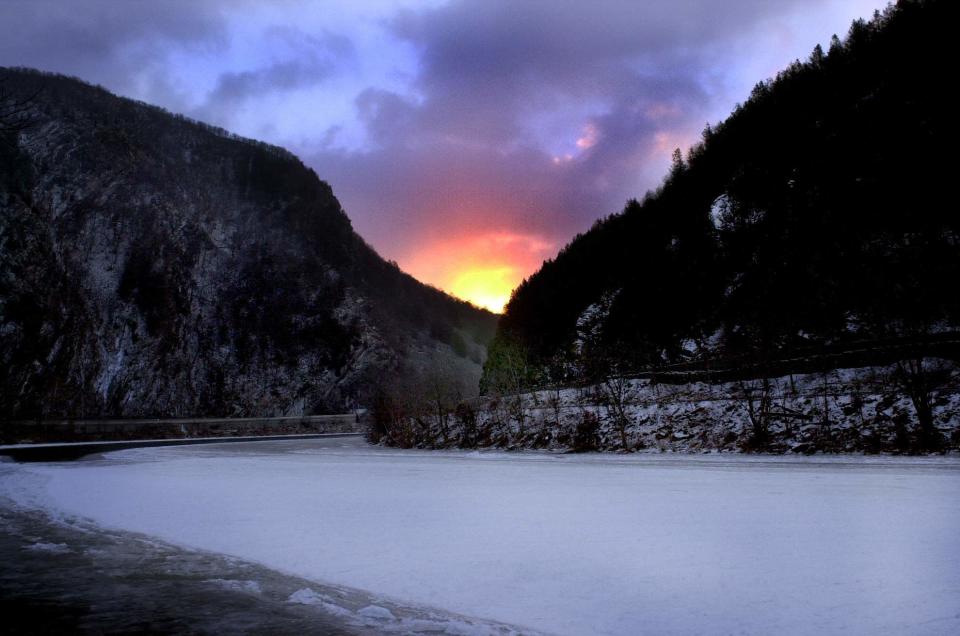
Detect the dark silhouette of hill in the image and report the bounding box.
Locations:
[484,0,957,392]
[0,68,496,420]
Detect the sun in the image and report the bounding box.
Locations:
[449,267,515,313]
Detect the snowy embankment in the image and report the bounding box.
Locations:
[2,437,960,635]
[391,363,960,453]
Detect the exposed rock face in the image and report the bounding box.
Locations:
[0,69,496,419]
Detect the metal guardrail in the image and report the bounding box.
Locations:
[0,432,365,462]
[7,413,358,432]
[1,414,363,444]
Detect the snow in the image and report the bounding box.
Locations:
[2,438,959,635]
[285,586,519,633]
[94,345,125,401]
[22,541,71,554]
[287,588,353,617]
[574,289,619,356]
[419,364,960,453]
[357,605,397,620]
[204,578,262,594]
[710,193,730,227]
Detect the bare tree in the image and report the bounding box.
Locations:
[484,337,538,441]
[422,356,465,446]
[895,356,950,450]
[738,377,771,449]
[454,401,478,448]
[546,384,564,433]
[601,374,633,450]
[820,372,832,433]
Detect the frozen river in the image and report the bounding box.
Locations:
[2,438,959,635]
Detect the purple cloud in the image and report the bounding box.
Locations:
[0,0,882,308]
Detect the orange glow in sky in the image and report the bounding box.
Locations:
[395,123,697,312]
[403,231,555,313]
[450,267,515,314]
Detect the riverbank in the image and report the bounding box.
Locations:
[372,363,960,454]
[0,501,358,635]
[3,437,958,635]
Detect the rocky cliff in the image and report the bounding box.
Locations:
[0,68,496,420]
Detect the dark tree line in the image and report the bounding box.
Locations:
[486,0,958,388]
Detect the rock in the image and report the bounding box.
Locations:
[0,69,496,419]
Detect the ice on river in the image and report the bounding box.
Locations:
[2,438,959,635]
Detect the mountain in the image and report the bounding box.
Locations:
[484,0,958,391]
[0,68,497,420]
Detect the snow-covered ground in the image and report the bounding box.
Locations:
[2,437,959,635]
[397,364,960,453]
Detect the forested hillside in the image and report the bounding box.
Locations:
[485,0,957,392]
[0,69,496,420]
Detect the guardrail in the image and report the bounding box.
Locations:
[0,432,364,462]
[1,414,362,444]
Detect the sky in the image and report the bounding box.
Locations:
[0,0,882,312]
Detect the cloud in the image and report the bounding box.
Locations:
[0,0,882,302]
[191,28,356,124]
[307,0,880,274]
[0,0,233,110]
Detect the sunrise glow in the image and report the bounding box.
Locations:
[1,0,886,329]
[402,231,555,314]
[450,267,515,313]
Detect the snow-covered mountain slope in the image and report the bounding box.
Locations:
[0,68,496,420]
